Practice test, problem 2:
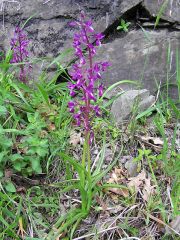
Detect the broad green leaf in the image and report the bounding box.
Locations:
[5,182,16,193]
[59,152,86,175]
[10,154,23,162]
[13,162,23,172]
[0,152,7,163]
[31,158,42,173]
[136,105,155,120]
[117,26,123,30]
[92,133,106,176]
[0,105,7,116]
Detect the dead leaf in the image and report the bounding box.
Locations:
[141,136,163,146]
[115,167,123,176]
[127,170,146,192]
[17,217,26,239]
[110,194,119,203]
[96,196,108,211]
[128,170,156,201]
[111,172,118,183]
[142,177,156,201]
[48,123,56,131]
[69,131,81,146]
[135,135,163,152]
[108,187,129,197]
[17,187,26,194]
[107,167,125,184]
[40,130,48,138]
[107,168,129,197]
[5,169,13,178]
[152,137,164,145]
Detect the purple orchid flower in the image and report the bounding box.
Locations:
[10,26,30,83]
[68,12,110,140]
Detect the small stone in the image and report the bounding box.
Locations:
[120,155,132,164]
[105,148,113,163]
[111,89,155,124]
[125,159,138,177]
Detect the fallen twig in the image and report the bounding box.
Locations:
[72,226,119,240]
[143,210,180,236]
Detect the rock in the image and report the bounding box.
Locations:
[111,89,155,124]
[125,158,138,177]
[104,147,113,163]
[96,29,179,97]
[0,0,142,59]
[139,95,155,110]
[120,155,132,164]
[143,0,180,23]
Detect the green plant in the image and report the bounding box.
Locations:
[134,148,160,169]
[46,13,124,238]
[0,49,71,179]
[171,177,180,216]
[117,19,131,32]
[154,0,169,28]
[0,10,179,240]
[47,140,123,239]
[0,189,23,239]
[134,147,168,222]
[0,127,13,177]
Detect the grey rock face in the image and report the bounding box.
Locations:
[96,29,180,96]
[0,0,179,96]
[0,0,141,56]
[111,89,155,124]
[143,0,180,23]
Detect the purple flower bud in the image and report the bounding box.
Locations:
[80,57,86,65]
[68,101,76,113]
[93,105,101,116]
[94,33,104,40]
[101,62,111,71]
[94,33,104,46]
[86,84,96,101]
[74,113,81,126]
[98,84,104,97]
[69,21,77,27]
[84,20,94,33]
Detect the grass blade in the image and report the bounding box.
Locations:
[154,0,168,28]
[92,146,123,187]
[101,80,138,99]
[11,83,33,110]
[36,83,50,106]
